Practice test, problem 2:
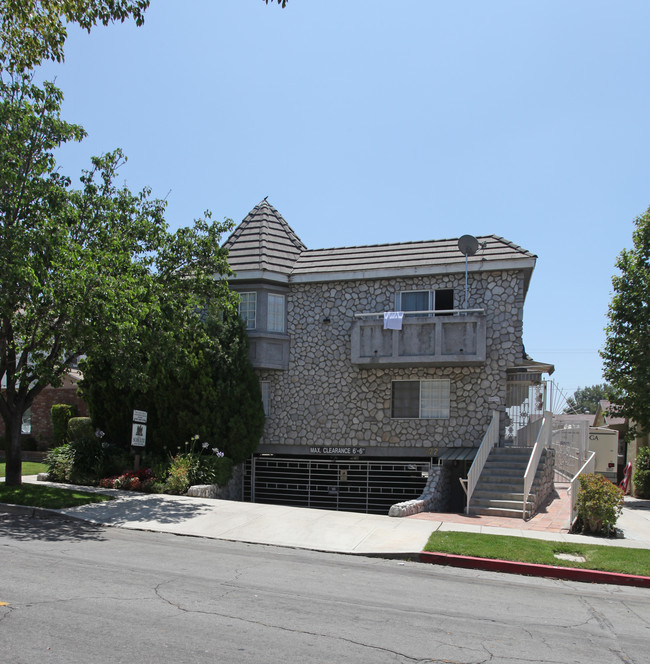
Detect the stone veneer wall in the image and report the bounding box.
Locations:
[256,269,527,455]
[388,463,456,516]
[530,448,556,515]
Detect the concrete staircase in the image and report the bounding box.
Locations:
[468,447,534,518]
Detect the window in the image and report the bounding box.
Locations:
[260,381,270,416]
[267,294,285,333]
[21,407,31,434]
[391,379,450,419]
[398,289,454,316]
[239,292,257,329]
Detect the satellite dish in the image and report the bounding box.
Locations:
[458,234,479,256]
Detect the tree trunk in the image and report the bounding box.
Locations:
[4,415,23,486]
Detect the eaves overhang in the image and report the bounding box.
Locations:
[228,269,290,285]
[290,257,537,287]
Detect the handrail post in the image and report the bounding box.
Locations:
[522,411,552,519]
[463,410,500,514]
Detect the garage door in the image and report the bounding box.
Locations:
[244,456,431,515]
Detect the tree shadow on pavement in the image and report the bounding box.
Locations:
[67,494,216,525]
[0,513,108,542]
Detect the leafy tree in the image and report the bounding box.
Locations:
[564,384,611,414]
[0,76,235,485]
[80,308,265,466]
[0,0,149,73]
[601,207,650,435]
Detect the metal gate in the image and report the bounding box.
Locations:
[505,379,546,447]
[244,456,431,515]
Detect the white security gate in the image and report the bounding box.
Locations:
[244,456,431,515]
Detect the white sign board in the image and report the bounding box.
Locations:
[131,422,147,447]
[133,409,148,424]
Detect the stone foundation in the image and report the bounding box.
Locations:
[389,463,455,516]
[187,462,245,501]
[530,448,556,514]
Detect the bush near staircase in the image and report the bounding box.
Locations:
[575,473,624,535]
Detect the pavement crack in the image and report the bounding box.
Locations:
[621,601,650,628]
[153,582,473,663]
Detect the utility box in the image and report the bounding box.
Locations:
[588,427,619,483]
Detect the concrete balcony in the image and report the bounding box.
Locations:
[350,310,486,368]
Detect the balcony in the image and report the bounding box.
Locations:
[350,309,486,368]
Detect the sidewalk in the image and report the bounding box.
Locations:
[10,477,650,556]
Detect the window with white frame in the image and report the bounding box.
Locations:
[21,407,32,434]
[267,294,285,333]
[391,379,450,419]
[238,292,257,329]
[398,289,454,316]
[260,381,270,416]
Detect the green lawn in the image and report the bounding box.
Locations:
[0,462,48,477]
[0,482,113,509]
[425,531,650,577]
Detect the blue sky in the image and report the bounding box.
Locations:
[38,1,650,408]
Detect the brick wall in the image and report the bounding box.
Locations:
[0,384,89,450]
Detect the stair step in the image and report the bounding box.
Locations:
[468,506,526,518]
[481,468,526,478]
[473,490,528,500]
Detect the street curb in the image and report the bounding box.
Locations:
[419,551,650,588]
[0,502,81,521]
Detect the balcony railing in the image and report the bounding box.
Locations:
[350,309,486,367]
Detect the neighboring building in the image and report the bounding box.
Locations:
[225,200,552,513]
[0,370,88,451]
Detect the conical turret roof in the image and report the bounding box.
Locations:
[224,199,306,276]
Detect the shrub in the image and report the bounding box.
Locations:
[45,433,131,485]
[67,417,94,442]
[162,437,233,494]
[51,404,77,446]
[633,447,650,498]
[45,444,75,482]
[575,473,624,535]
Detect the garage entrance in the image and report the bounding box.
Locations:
[244,456,431,515]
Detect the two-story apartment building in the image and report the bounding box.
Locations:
[224,200,552,514]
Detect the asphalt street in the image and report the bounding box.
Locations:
[2,513,650,664]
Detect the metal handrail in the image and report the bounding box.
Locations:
[522,411,553,519]
[459,410,499,514]
[353,308,485,319]
[568,451,596,530]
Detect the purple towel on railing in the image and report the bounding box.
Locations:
[383,312,404,330]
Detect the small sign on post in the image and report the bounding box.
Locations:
[131,410,148,471]
[131,423,147,447]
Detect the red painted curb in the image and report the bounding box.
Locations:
[419,551,650,588]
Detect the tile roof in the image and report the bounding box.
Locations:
[292,235,535,276]
[223,199,306,275]
[225,200,536,280]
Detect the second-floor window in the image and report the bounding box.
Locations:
[399,289,454,315]
[267,294,285,333]
[239,292,257,329]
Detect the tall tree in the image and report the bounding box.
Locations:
[0,76,235,485]
[80,308,265,465]
[601,207,650,434]
[0,0,149,73]
[564,384,611,415]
